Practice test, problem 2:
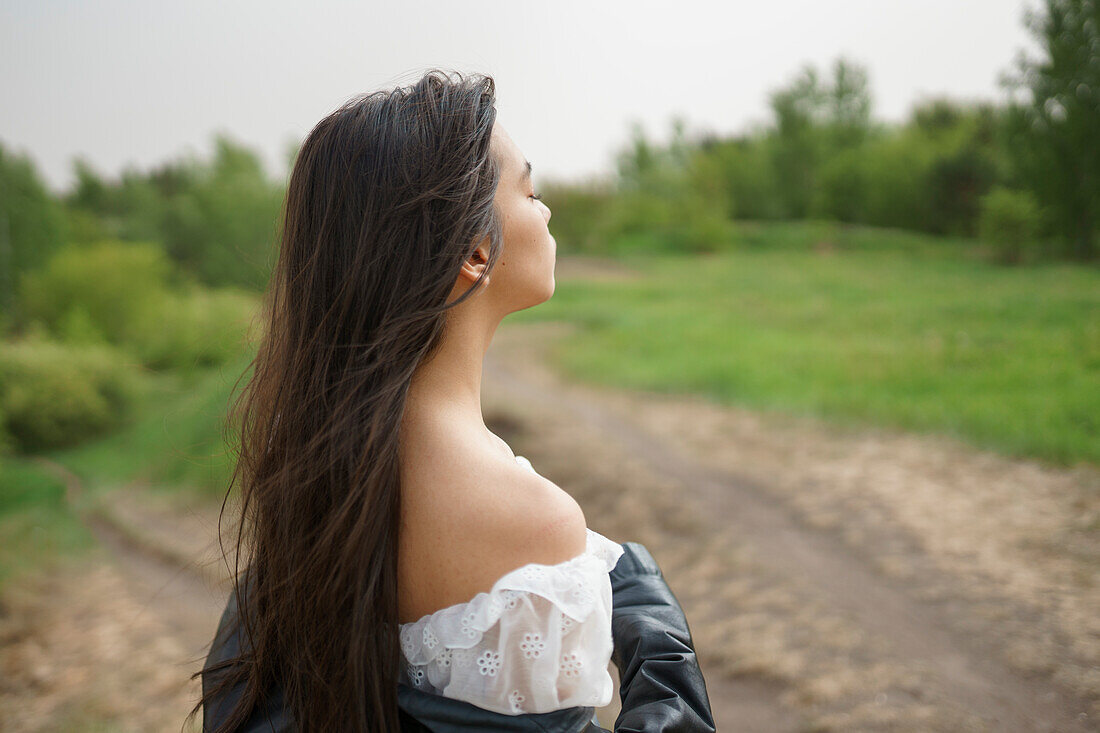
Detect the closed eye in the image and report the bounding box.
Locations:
[530,193,543,201]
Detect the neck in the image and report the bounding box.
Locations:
[405,306,500,432]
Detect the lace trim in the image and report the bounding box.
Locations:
[399,527,624,667]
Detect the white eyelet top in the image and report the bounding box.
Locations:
[398,453,625,715]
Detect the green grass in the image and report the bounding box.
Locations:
[0,356,250,590]
[49,354,254,500]
[515,222,1100,467]
[0,458,93,585]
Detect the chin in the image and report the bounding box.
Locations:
[524,280,554,309]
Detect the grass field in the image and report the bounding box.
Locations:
[48,355,253,500]
[513,222,1100,467]
[0,459,91,585]
[0,356,250,586]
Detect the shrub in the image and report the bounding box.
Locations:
[0,337,144,452]
[19,240,172,343]
[709,137,785,220]
[0,404,10,456]
[860,132,936,231]
[55,304,109,345]
[664,195,737,255]
[18,239,257,369]
[129,287,257,370]
[595,186,736,256]
[811,147,869,223]
[978,187,1043,265]
[540,180,617,255]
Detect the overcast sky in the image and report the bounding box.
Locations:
[2,0,1041,195]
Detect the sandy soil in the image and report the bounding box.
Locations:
[2,257,1098,731]
[0,463,228,733]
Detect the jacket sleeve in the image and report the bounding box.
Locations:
[609,542,717,733]
[202,588,294,733]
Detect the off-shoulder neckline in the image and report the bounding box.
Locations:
[399,526,621,631]
[399,453,621,630]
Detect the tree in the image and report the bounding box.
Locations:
[979,187,1044,264]
[1002,0,1100,259]
[909,98,1001,236]
[0,142,68,315]
[161,134,283,288]
[826,57,873,149]
[768,65,826,218]
[767,57,873,218]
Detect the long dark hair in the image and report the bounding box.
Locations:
[194,69,503,731]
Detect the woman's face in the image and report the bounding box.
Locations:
[485,120,555,311]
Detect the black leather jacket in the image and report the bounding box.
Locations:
[202,541,716,732]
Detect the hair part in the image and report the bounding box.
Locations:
[191,69,503,732]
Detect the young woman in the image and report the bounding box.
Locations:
[197,70,715,732]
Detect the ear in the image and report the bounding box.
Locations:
[458,237,492,286]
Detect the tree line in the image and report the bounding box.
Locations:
[0,0,1096,314]
[546,0,1100,264]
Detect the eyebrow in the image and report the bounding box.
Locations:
[521,160,532,182]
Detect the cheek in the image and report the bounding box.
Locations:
[521,207,550,244]
[499,201,550,267]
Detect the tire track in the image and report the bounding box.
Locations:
[34,459,226,664]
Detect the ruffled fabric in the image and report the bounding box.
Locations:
[397,453,625,715]
[399,527,624,667]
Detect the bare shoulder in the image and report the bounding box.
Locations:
[460,450,589,566]
[399,430,587,622]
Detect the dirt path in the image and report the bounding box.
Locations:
[0,461,227,733]
[4,281,1099,731]
[482,318,1100,731]
[41,459,229,650]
